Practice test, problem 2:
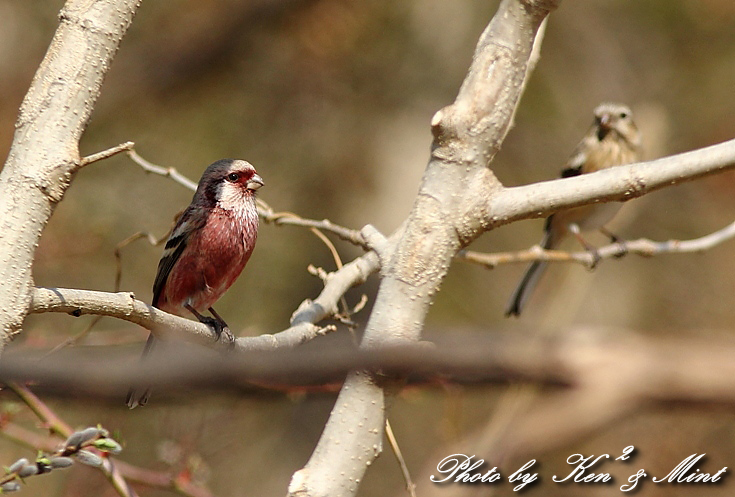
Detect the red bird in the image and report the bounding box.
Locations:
[126,159,263,408]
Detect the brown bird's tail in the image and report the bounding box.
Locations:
[505,220,558,317]
[126,333,156,408]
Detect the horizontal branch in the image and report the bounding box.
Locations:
[31,245,378,352]
[459,220,735,268]
[4,331,735,410]
[29,287,332,352]
[490,138,735,227]
[257,203,368,249]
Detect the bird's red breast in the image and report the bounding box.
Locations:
[156,205,258,314]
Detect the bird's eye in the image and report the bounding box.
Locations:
[619,112,628,119]
[227,172,240,182]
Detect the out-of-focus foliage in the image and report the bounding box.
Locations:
[1,1,734,496]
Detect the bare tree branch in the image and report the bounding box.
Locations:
[127,149,368,248]
[0,0,141,346]
[29,287,336,352]
[30,232,377,352]
[6,383,136,497]
[458,220,735,268]
[288,2,559,496]
[80,141,135,167]
[127,149,199,190]
[385,420,418,497]
[4,331,735,412]
[488,139,735,228]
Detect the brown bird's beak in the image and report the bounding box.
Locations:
[247,174,264,190]
[596,114,612,140]
[598,113,611,128]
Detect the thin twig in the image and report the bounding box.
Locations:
[80,141,135,167]
[42,316,103,358]
[257,201,368,249]
[125,149,367,248]
[5,382,72,437]
[114,230,171,291]
[4,382,136,497]
[0,419,212,497]
[127,149,198,191]
[385,420,417,497]
[459,220,735,269]
[304,228,366,334]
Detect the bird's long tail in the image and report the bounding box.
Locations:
[505,223,557,317]
[126,333,156,409]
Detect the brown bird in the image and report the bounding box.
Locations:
[505,103,642,317]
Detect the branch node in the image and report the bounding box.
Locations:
[360,225,389,266]
[79,141,135,168]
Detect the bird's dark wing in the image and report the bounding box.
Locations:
[151,208,207,307]
[549,160,583,239]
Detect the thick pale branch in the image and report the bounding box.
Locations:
[0,0,141,345]
[29,287,335,352]
[489,138,735,227]
[290,2,559,496]
[31,245,377,351]
[32,220,378,355]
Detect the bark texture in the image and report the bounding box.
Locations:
[0,0,141,345]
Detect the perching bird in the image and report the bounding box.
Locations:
[126,159,263,408]
[505,103,642,317]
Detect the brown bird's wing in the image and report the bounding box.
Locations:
[151,208,207,308]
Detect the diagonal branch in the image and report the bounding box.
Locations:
[6,383,136,497]
[0,0,141,346]
[288,2,559,496]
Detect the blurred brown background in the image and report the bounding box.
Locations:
[1,0,734,496]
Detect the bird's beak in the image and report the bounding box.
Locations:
[247,174,264,190]
[596,114,612,140]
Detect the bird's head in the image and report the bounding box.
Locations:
[196,159,264,209]
[593,103,641,149]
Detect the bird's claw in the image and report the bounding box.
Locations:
[199,317,236,349]
[588,249,602,270]
[601,229,627,259]
[614,241,628,258]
